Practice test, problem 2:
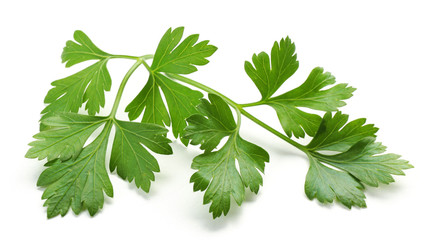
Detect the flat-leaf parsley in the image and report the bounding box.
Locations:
[26,27,412,219]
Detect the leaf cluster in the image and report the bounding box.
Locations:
[26,28,412,219]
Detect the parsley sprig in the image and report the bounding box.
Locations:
[26,27,412,219]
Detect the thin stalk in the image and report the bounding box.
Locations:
[110,54,154,61]
[239,109,308,152]
[110,55,139,60]
[140,54,154,60]
[240,101,266,108]
[109,59,143,118]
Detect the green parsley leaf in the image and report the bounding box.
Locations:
[125,75,171,126]
[126,73,203,145]
[62,30,112,67]
[305,154,366,208]
[126,27,214,144]
[29,112,173,217]
[307,111,378,152]
[268,103,322,139]
[190,133,269,218]
[303,112,413,207]
[244,36,299,99]
[41,31,113,131]
[185,94,269,218]
[311,137,413,187]
[269,68,355,111]
[110,120,172,193]
[266,67,355,138]
[244,36,355,139]
[37,122,113,218]
[26,113,107,161]
[42,59,111,117]
[151,27,217,74]
[157,73,203,145]
[184,94,237,152]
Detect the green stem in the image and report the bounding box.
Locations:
[110,54,154,61]
[109,59,143,118]
[140,54,154,60]
[239,109,308,152]
[240,101,266,108]
[165,72,308,153]
[110,55,139,60]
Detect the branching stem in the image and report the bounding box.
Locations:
[111,55,308,154]
[165,73,307,154]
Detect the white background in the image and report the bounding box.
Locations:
[1,0,438,239]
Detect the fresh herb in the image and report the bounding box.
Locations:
[26,27,412,219]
